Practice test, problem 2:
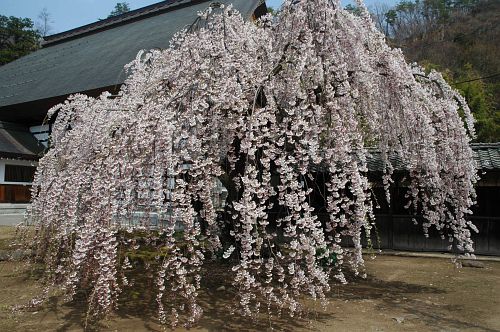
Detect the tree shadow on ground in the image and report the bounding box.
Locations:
[48,261,335,332]
[192,261,334,332]
[11,262,498,332]
[334,274,497,332]
[333,274,445,301]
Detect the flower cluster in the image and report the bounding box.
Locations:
[25,0,477,327]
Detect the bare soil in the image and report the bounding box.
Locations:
[1,225,499,332]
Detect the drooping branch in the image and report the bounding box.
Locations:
[23,0,478,328]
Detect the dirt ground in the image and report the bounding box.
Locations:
[1,225,499,332]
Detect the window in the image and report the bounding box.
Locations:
[4,165,36,183]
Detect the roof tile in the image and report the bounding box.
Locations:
[0,0,262,109]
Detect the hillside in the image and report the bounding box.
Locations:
[385,0,500,142]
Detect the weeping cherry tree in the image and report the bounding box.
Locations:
[22,0,478,327]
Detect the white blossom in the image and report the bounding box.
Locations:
[24,0,478,327]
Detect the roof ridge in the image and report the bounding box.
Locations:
[42,0,209,47]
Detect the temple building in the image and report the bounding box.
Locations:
[0,0,266,217]
[0,0,498,254]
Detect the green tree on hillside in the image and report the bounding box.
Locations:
[267,6,276,15]
[454,65,500,142]
[345,4,363,15]
[0,15,40,66]
[381,0,499,142]
[108,2,131,18]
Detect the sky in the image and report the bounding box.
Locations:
[0,0,398,35]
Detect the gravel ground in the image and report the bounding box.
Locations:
[1,225,499,332]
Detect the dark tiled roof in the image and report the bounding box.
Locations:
[471,143,500,170]
[43,0,196,46]
[0,0,263,109]
[0,122,45,160]
[365,143,500,172]
[366,151,403,173]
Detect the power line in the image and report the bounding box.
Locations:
[453,73,500,85]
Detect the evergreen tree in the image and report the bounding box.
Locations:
[108,2,131,18]
[0,15,40,66]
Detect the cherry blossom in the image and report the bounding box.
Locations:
[23,0,477,327]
